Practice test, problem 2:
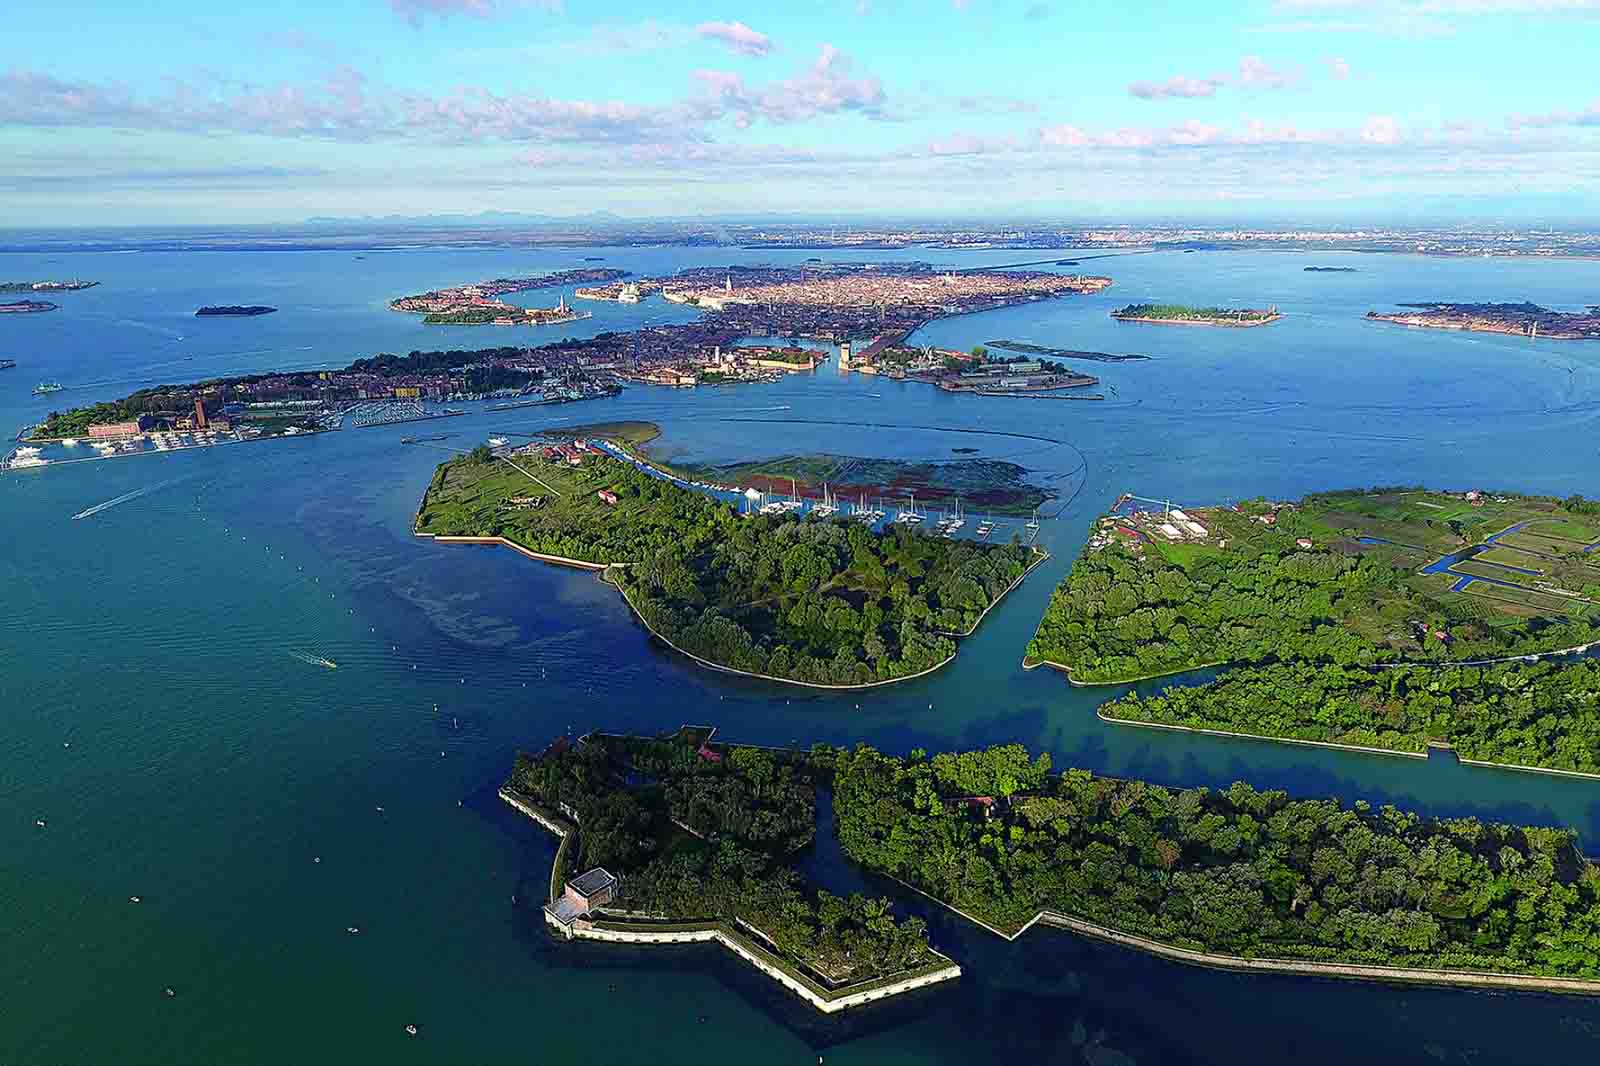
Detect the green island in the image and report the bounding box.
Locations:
[502,728,953,1009]
[541,420,661,447]
[416,443,1042,687]
[830,741,1600,987]
[672,454,1051,517]
[550,419,1053,515]
[1027,488,1600,686]
[1103,658,1600,774]
[1110,303,1281,326]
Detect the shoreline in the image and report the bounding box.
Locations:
[1110,313,1281,328]
[1019,653,1228,687]
[1096,708,1600,781]
[1366,314,1598,341]
[498,786,962,1013]
[1024,634,1600,688]
[414,531,1043,691]
[883,872,1600,998]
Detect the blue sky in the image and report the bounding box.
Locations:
[2,0,1598,225]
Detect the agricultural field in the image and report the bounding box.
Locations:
[1027,488,1600,684]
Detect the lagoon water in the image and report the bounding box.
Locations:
[4,242,1600,1064]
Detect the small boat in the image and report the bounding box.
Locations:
[32,381,64,395]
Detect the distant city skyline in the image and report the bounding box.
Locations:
[3,0,1599,225]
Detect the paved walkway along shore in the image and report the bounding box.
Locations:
[498,787,961,1013]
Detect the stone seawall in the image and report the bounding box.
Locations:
[501,786,961,1013]
[550,915,961,1013]
[885,871,1600,998]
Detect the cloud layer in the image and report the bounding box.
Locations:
[695,20,775,57]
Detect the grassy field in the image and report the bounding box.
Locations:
[538,420,661,447]
[666,453,1051,516]
[1028,488,1600,685]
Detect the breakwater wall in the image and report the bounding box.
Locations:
[498,787,961,1013]
[886,875,1600,998]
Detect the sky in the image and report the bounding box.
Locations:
[2,0,1599,226]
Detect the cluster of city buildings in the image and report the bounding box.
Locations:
[726,223,1600,259]
[657,266,1107,315]
[85,398,233,439]
[388,269,621,325]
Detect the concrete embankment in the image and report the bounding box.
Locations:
[414,533,608,571]
[1031,912,1600,996]
[558,917,960,1013]
[498,787,961,1013]
[887,873,1600,998]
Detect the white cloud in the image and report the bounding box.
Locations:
[690,45,885,126]
[1237,55,1299,90]
[1259,0,1600,34]
[1360,115,1404,144]
[695,21,775,58]
[1128,74,1224,100]
[1507,100,1600,127]
[1129,56,1299,101]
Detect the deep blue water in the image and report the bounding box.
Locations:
[4,245,1600,1064]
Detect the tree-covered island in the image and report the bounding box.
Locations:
[830,742,1600,986]
[1028,488,1600,773]
[1110,303,1281,326]
[1103,658,1600,774]
[504,729,951,1000]
[416,442,1043,687]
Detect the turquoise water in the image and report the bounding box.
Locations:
[5,245,1600,1064]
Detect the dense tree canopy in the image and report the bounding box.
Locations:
[1104,659,1600,772]
[830,743,1600,977]
[421,450,1036,686]
[508,733,933,985]
[1028,496,1600,684]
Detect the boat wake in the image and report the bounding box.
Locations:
[71,477,188,521]
[288,650,338,670]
